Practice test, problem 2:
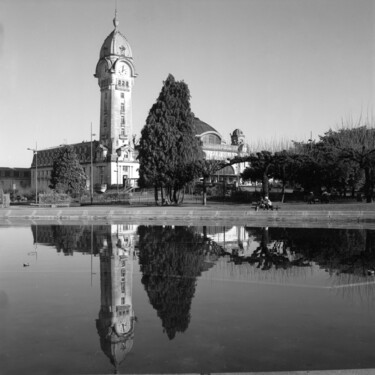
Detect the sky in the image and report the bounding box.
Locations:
[0,0,374,167]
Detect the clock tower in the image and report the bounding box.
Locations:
[94,11,138,188]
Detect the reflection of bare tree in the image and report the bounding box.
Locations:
[276,228,375,277]
[226,227,311,271]
[330,274,375,307]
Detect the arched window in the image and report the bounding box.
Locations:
[201,133,221,145]
[218,165,235,175]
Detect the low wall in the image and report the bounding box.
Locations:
[1,207,375,229]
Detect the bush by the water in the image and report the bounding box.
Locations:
[39,192,71,204]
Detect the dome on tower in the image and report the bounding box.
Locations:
[232,128,244,137]
[99,12,133,59]
[100,29,133,59]
[231,128,245,146]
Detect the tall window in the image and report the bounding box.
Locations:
[98,166,104,184]
[202,133,221,145]
[121,103,125,113]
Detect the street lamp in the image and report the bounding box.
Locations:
[90,123,96,205]
[27,143,38,204]
[116,148,122,198]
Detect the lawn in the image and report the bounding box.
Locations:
[274,200,375,211]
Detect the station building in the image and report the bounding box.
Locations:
[194,117,250,185]
[29,13,249,194]
[0,167,31,194]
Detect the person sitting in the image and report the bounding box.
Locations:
[307,191,316,204]
[321,191,330,203]
[263,196,273,210]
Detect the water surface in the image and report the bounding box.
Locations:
[1,224,375,374]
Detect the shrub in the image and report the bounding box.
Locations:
[39,192,71,204]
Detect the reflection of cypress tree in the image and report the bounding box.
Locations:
[138,226,211,340]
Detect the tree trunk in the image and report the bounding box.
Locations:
[262,172,269,197]
[177,188,185,205]
[160,185,165,205]
[163,186,172,205]
[281,166,286,203]
[154,186,159,205]
[364,167,373,203]
[202,177,207,206]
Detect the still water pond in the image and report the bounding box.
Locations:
[1,224,375,374]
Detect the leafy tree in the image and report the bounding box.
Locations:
[49,145,87,197]
[240,151,276,198]
[319,125,375,202]
[137,74,203,205]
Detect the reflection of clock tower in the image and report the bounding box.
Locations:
[96,225,137,372]
[94,11,138,187]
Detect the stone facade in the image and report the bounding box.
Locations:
[194,118,249,184]
[29,13,139,193]
[93,12,139,188]
[0,167,31,194]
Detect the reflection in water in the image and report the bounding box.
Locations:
[204,226,375,279]
[137,226,220,339]
[30,224,375,371]
[95,225,137,373]
[31,224,138,373]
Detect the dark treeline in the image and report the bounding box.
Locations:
[238,125,375,202]
[230,227,375,276]
[31,225,103,256]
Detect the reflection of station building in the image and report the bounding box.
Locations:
[202,226,258,255]
[96,224,137,372]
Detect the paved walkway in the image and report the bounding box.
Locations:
[157,371,375,375]
[184,371,375,375]
[1,203,375,228]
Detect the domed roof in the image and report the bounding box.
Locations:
[232,128,244,136]
[99,16,133,59]
[193,117,218,135]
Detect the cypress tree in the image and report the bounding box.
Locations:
[138,74,203,204]
[50,145,87,197]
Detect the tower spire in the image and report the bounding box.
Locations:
[113,0,119,29]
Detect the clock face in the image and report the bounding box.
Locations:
[118,63,128,76]
[115,319,130,334]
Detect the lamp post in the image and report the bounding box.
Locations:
[90,123,96,205]
[117,157,119,197]
[116,148,122,198]
[27,143,38,204]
